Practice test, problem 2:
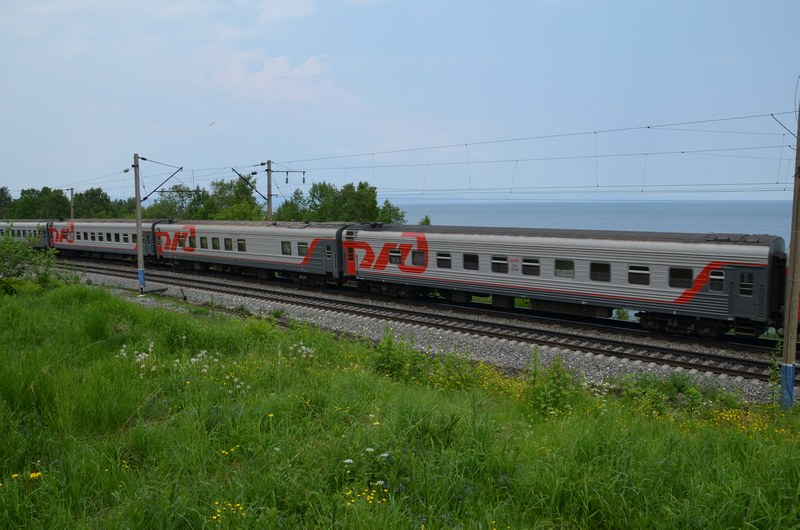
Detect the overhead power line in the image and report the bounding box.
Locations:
[281,111,797,164]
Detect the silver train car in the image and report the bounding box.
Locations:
[0,220,50,248]
[151,220,345,284]
[343,225,786,337]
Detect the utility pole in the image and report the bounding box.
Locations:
[781,103,800,409]
[134,153,145,296]
[267,159,273,221]
[69,187,74,219]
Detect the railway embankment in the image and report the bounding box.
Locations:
[1,280,798,527]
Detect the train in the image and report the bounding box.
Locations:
[1,218,787,338]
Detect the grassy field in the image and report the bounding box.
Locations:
[1,284,799,528]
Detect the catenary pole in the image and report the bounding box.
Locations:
[781,102,800,409]
[70,188,74,219]
[267,160,273,221]
[134,153,145,295]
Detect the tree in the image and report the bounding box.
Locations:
[207,177,263,220]
[110,198,136,218]
[11,187,70,219]
[273,181,406,223]
[378,199,406,224]
[143,184,193,220]
[418,214,432,225]
[0,187,12,219]
[73,187,113,218]
[273,189,307,221]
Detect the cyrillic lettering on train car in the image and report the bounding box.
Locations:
[48,223,75,245]
[156,225,197,255]
[343,232,428,275]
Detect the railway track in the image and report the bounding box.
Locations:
[57,259,795,385]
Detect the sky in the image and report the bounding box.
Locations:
[1,0,798,207]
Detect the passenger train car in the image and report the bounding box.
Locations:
[344,225,786,338]
[1,218,787,337]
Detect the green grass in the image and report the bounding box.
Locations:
[1,284,799,528]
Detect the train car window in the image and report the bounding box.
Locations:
[224,238,233,251]
[114,233,120,243]
[522,258,540,276]
[389,249,402,264]
[628,266,650,285]
[200,237,207,249]
[98,233,104,242]
[590,262,611,282]
[281,241,292,255]
[212,237,220,250]
[188,236,196,249]
[237,239,246,252]
[106,233,112,241]
[132,234,137,244]
[669,268,693,288]
[76,232,82,241]
[412,250,426,266]
[463,254,479,271]
[740,272,754,296]
[491,256,509,273]
[555,259,575,278]
[123,234,129,243]
[709,270,725,292]
[437,252,452,268]
[298,242,309,256]
[178,235,185,248]
[84,231,88,240]
[90,232,96,241]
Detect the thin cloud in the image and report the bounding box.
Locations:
[207,49,360,107]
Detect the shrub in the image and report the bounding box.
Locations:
[523,349,582,416]
[0,229,58,291]
[370,332,430,384]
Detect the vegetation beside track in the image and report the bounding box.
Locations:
[1,282,799,528]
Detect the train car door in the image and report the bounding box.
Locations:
[324,244,337,277]
[733,268,765,320]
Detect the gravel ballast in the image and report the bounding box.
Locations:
[81,270,795,405]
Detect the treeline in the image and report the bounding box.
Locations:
[0,179,412,224]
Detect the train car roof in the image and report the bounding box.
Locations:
[356,223,784,247]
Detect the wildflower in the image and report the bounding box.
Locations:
[11,473,19,479]
[342,459,354,465]
[365,447,375,452]
[29,471,42,480]
[268,413,274,418]
[379,452,390,458]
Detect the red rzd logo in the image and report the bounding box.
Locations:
[343,232,428,275]
[48,223,75,244]
[156,225,197,254]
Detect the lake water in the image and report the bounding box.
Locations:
[395,200,793,245]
